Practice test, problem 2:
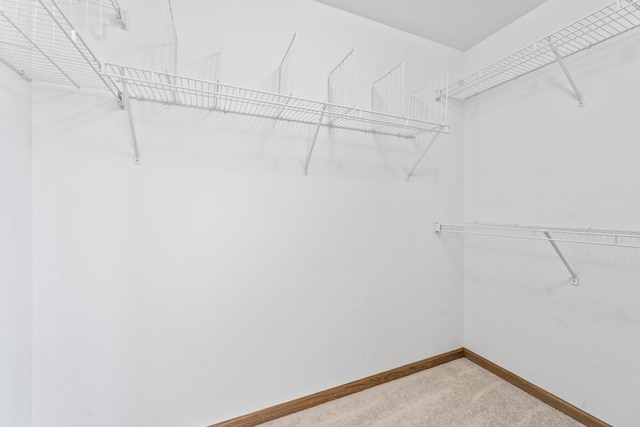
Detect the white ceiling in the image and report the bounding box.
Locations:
[314,0,550,51]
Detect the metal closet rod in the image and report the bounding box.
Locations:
[436,222,640,249]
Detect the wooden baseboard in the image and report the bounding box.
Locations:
[463,349,611,427]
[209,348,465,427]
[210,347,610,427]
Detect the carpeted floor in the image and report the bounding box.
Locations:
[258,358,584,427]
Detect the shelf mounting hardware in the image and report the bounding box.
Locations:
[119,68,141,165]
[542,231,579,286]
[304,104,327,175]
[547,37,585,107]
[407,128,443,181]
[115,6,129,30]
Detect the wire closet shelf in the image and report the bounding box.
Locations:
[436,223,640,250]
[437,222,640,286]
[448,0,640,100]
[103,63,451,138]
[0,0,118,95]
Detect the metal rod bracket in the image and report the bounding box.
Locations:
[304,105,327,175]
[543,231,579,286]
[407,129,443,181]
[119,72,141,165]
[115,7,129,31]
[547,37,585,107]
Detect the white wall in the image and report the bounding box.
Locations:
[0,64,32,427]
[31,1,464,426]
[460,1,640,425]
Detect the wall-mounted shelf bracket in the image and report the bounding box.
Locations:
[119,71,141,165]
[304,105,327,175]
[115,6,129,31]
[542,231,579,285]
[547,37,584,107]
[103,64,450,171]
[407,129,442,181]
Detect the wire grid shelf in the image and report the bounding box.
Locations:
[437,223,640,249]
[449,0,640,100]
[104,63,450,138]
[0,0,118,95]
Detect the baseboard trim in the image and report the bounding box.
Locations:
[463,348,611,427]
[209,348,465,427]
[210,347,611,427]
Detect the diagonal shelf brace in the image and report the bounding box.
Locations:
[547,37,585,107]
[407,128,443,181]
[543,231,579,286]
[119,70,141,165]
[304,104,327,175]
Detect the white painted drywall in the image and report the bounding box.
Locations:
[0,64,32,427]
[461,1,640,425]
[31,1,464,426]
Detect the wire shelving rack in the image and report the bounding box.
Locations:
[1,0,451,173]
[436,222,640,285]
[0,0,119,95]
[103,63,450,138]
[449,0,640,102]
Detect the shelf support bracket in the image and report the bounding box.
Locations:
[547,37,585,107]
[304,105,327,175]
[119,71,141,165]
[543,231,579,286]
[115,7,129,30]
[407,128,443,181]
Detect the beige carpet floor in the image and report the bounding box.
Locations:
[258,358,584,427]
